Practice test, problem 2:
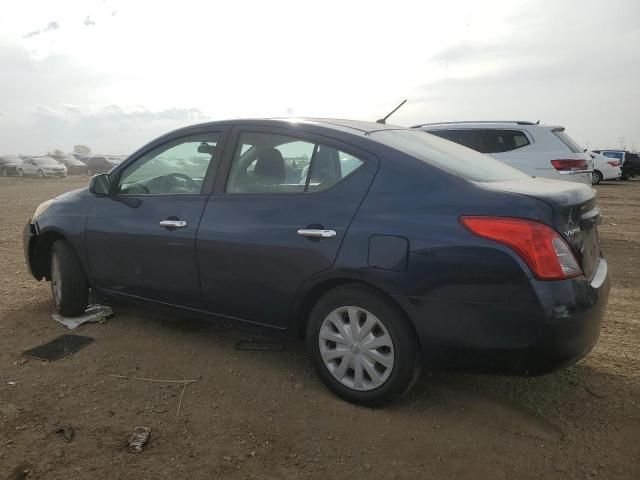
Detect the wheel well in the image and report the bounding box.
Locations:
[295,278,420,351]
[31,231,65,280]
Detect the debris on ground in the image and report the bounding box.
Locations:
[22,334,94,361]
[11,463,30,480]
[54,425,75,442]
[128,426,151,453]
[52,304,113,330]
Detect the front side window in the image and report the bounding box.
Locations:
[226,132,364,194]
[486,129,531,153]
[117,133,220,195]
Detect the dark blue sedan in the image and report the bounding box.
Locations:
[24,119,610,406]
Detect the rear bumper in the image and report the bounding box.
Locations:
[405,256,610,375]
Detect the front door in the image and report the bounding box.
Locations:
[86,129,226,308]
[197,127,378,328]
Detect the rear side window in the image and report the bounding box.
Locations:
[553,130,584,153]
[428,129,489,153]
[377,130,529,182]
[486,129,530,153]
[601,151,624,161]
[226,132,364,194]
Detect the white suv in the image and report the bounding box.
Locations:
[414,121,593,185]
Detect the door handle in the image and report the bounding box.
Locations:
[297,229,336,239]
[159,220,187,228]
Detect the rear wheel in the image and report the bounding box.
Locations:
[50,239,89,316]
[592,170,603,185]
[86,168,93,176]
[18,169,24,177]
[306,284,421,406]
[37,169,45,178]
[1,168,6,177]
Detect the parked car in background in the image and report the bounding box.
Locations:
[24,118,610,406]
[17,156,67,178]
[86,155,126,176]
[589,151,622,184]
[0,155,21,176]
[592,150,640,180]
[414,121,593,185]
[49,154,87,175]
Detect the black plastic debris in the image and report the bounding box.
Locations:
[22,334,94,361]
[235,340,285,351]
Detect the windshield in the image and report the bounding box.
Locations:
[372,130,529,182]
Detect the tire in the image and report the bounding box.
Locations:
[306,284,421,407]
[87,168,93,177]
[592,170,602,185]
[1,168,6,177]
[18,169,24,177]
[621,174,629,181]
[50,239,89,316]
[37,169,44,178]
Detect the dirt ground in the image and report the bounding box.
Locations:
[1,175,638,480]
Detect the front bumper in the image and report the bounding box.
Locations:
[23,222,37,278]
[406,257,610,375]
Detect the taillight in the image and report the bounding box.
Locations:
[550,159,588,172]
[460,216,583,280]
[607,160,620,167]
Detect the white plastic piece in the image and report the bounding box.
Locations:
[52,304,113,330]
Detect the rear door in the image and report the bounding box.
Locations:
[196,126,378,328]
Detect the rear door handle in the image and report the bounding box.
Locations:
[159,220,187,229]
[297,229,336,239]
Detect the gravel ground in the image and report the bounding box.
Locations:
[1,176,639,479]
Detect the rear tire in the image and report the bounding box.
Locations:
[306,284,421,407]
[592,170,602,185]
[86,168,93,177]
[1,168,6,177]
[18,169,24,177]
[37,169,44,178]
[50,239,89,316]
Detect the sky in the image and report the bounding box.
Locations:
[0,0,638,155]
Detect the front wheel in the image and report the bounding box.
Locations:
[306,284,421,407]
[592,170,603,185]
[50,239,89,316]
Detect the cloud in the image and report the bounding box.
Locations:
[23,21,60,39]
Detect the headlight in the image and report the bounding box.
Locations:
[33,199,54,221]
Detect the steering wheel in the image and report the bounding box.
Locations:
[166,172,197,192]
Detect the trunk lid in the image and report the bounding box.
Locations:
[478,177,601,279]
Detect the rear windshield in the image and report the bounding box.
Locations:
[553,130,584,153]
[372,130,529,182]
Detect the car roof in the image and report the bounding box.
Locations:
[413,121,564,130]
[169,117,408,137]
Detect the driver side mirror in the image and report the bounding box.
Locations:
[89,173,111,195]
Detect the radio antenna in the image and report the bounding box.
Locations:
[376,99,407,124]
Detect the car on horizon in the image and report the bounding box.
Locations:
[49,154,89,175]
[415,121,593,185]
[0,155,22,176]
[85,155,127,176]
[592,150,640,180]
[23,118,610,406]
[17,156,67,178]
[589,151,622,184]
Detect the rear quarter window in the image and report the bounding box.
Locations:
[486,129,531,153]
[375,130,529,182]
